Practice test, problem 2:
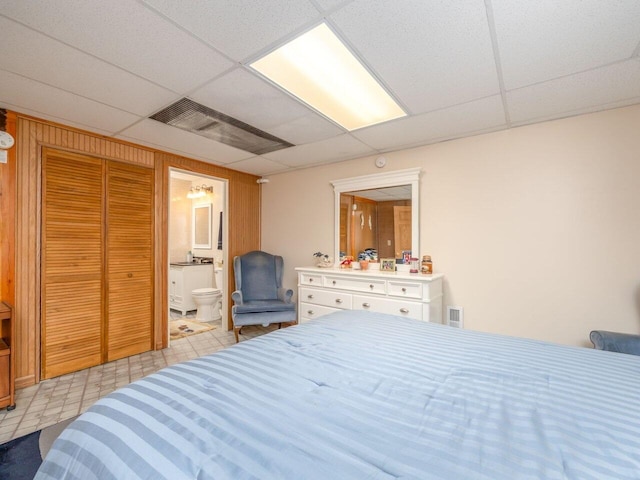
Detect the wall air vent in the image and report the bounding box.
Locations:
[150,98,294,155]
[447,306,464,328]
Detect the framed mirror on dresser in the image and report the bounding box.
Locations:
[331,167,421,264]
[295,168,443,326]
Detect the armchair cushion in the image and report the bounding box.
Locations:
[233,299,295,314]
[590,330,640,356]
[231,309,296,327]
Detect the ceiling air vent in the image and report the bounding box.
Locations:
[150,98,294,155]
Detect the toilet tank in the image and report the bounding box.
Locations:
[214,267,223,289]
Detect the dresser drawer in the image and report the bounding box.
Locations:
[299,302,342,323]
[299,272,323,286]
[353,294,423,321]
[387,280,423,299]
[323,275,386,294]
[300,287,352,309]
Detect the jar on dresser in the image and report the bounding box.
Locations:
[295,267,444,324]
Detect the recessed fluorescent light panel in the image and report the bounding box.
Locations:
[251,23,406,131]
[150,98,293,155]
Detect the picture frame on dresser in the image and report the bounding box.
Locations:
[380,258,396,272]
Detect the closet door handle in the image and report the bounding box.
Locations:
[399,308,409,314]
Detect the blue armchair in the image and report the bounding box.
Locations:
[590,330,640,356]
[231,250,297,342]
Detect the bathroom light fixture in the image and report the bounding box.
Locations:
[250,23,406,131]
[187,185,213,199]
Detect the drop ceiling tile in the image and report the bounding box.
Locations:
[266,113,344,145]
[313,0,351,11]
[118,119,254,164]
[0,17,177,116]
[142,0,319,61]
[0,100,112,137]
[190,69,315,131]
[493,0,640,90]
[329,0,500,114]
[225,156,291,176]
[262,134,376,167]
[352,96,507,151]
[507,60,640,124]
[193,68,344,144]
[0,69,140,134]
[2,0,232,93]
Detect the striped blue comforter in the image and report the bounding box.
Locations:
[36,311,640,479]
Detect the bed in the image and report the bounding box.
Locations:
[36,310,640,479]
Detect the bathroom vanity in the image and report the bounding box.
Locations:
[169,263,214,315]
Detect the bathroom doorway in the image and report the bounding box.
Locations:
[168,169,228,342]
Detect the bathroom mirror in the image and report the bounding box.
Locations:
[332,168,421,263]
[192,203,212,249]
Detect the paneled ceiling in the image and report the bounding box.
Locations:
[1,1,639,176]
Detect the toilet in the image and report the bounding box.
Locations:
[192,288,222,322]
[191,267,223,322]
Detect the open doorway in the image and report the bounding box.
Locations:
[168,169,228,343]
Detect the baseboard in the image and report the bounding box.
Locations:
[15,374,36,390]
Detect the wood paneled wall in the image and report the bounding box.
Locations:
[0,111,16,305]
[14,117,155,388]
[8,114,261,388]
[155,152,260,348]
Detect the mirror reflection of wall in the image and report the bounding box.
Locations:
[340,185,411,261]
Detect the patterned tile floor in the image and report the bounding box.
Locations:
[0,312,279,444]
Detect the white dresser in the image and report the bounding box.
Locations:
[169,264,214,315]
[295,267,444,324]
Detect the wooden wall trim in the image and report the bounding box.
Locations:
[11,113,261,388]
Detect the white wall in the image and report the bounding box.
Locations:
[261,105,640,347]
[169,178,192,263]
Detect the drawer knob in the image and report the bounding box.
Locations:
[128,273,133,278]
[400,308,409,314]
[332,280,337,285]
[362,303,370,308]
[307,310,314,315]
[402,287,407,293]
[307,294,314,299]
[335,298,343,304]
[309,278,314,282]
[369,284,374,289]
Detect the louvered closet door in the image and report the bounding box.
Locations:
[106,162,154,361]
[41,149,104,379]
